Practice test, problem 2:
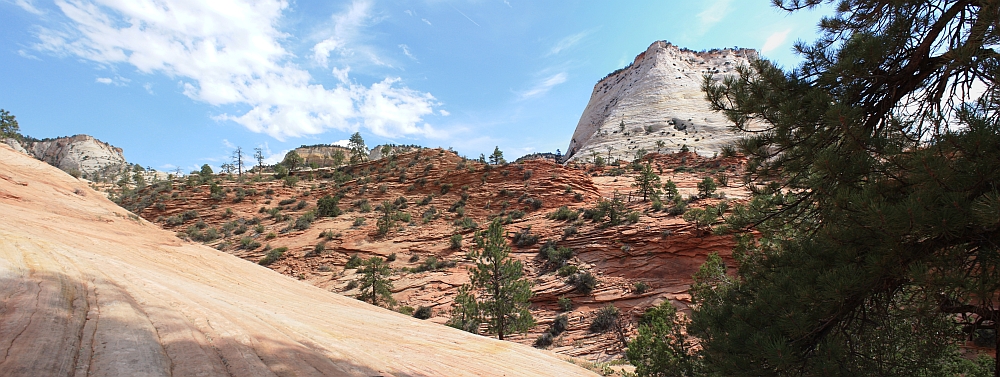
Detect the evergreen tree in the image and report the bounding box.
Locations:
[356,256,394,308]
[489,146,506,165]
[450,218,534,340]
[281,151,303,172]
[348,132,368,164]
[376,200,396,236]
[199,164,213,178]
[689,1,1000,376]
[332,150,346,167]
[695,177,716,199]
[231,146,244,178]
[633,161,661,201]
[0,109,21,140]
[626,301,702,377]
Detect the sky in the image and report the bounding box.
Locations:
[0,0,832,173]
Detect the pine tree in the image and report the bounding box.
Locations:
[356,256,394,308]
[489,146,505,165]
[376,200,396,236]
[690,1,1000,376]
[0,109,21,140]
[281,151,303,172]
[449,218,534,340]
[253,147,265,176]
[231,146,244,179]
[633,161,661,201]
[348,132,368,164]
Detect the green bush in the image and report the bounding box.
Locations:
[558,296,573,312]
[259,247,288,266]
[569,271,597,293]
[547,206,580,221]
[450,233,463,250]
[352,217,366,227]
[633,281,650,294]
[239,236,261,250]
[345,254,363,269]
[589,304,620,333]
[512,226,539,247]
[278,198,297,206]
[413,306,433,320]
[557,264,578,277]
[293,212,316,230]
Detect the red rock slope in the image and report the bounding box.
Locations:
[0,144,597,377]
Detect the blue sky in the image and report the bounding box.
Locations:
[0,0,831,173]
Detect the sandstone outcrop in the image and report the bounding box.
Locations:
[131,147,745,362]
[20,134,128,180]
[0,143,600,377]
[292,144,351,168]
[565,41,756,162]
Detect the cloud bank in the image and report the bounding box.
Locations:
[35,0,439,141]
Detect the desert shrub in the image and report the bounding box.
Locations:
[633,281,650,294]
[508,209,525,220]
[547,206,580,221]
[283,176,299,187]
[316,195,342,217]
[421,206,438,223]
[540,240,573,266]
[182,210,199,220]
[569,271,597,293]
[557,264,578,277]
[413,306,433,320]
[512,226,539,247]
[393,196,408,209]
[307,241,326,257]
[296,200,307,210]
[453,217,478,230]
[165,215,184,226]
[534,332,554,348]
[523,169,533,180]
[378,184,388,194]
[386,253,397,262]
[440,183,452,194]
[410,256,455,273]
[418,195,433,206]
[254,224,265,234]
[293,212,316,230]
[408,254,420,263]
[450,233,463,250]
[563,226,578,238]
[574,192,584,202]
[549,314,569,336]
[345,254,363,269]
[278,198,297,206]
[523,197,543,210]
[239,236,261,250]
[345,280,358,290]
[265,232,276,239]
[352,217,366,227]
[258,247,288,266]
[627,211,641,224]
[558,296,573,312]
[589,304,620,333]
[233,224,248,235]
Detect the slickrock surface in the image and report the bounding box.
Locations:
[565,41,756,162]
[129,147,744,362]
[0,143,599,377]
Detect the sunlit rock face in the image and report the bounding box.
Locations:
[566,41,756,163]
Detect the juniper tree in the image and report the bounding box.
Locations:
[690,1,1000,376]
[356,256,394,308]
[449,218,534,340]
[281,151,303,172]
[489,146,506,165]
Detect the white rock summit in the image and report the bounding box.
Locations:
[565,41,756,162]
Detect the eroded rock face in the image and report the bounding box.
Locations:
[566,41,756,162]
[292,144,352,168]
[24,134,127,180]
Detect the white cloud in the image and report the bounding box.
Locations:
[331,139,350,147]
[439,109,450,116]
[14,0,43,15]
[36,0,439,141]
[95,77,112,84]
[761,29,792,55]
[503,0,511,8]
[311,0,372,68]
[697,0,733,29]
[17,49,40,60]
[548,31,587,56]
[399,44,416,60]
[332,66,351,83]
[404,9,414,17]
[95,75,129,86]
[421,18,432,26]
[143,82,154,94]
[520,72,567,99]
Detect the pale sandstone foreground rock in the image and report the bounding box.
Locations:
[566,41,756,162]
[0,144,597,377]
